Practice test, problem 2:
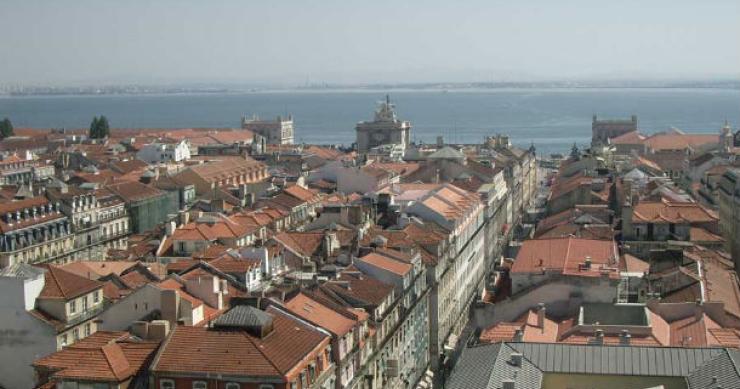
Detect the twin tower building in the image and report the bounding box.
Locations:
[241,95,411,153]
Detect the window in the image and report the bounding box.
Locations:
[84,323,91,337]
[192,381,207,389]
[93,290,100,304]
[61,333,68,346]
[73,328,80,341]
[258,385,274,389]
[225,384,240,389]
[70,299,77,314]
[159,380,175,389]
[82,295,89,311]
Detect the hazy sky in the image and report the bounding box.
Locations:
[1,0,738,86]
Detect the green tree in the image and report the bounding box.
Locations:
[570,142,580,160]
[97,115,110,138]
[0,117,14,139]
[89,116,99,139]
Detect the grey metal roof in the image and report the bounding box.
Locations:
[510,343,723,377]
[447,343,542,389]
[687,349,740,389]
[446,342,738,389]
[427,146,465,160]
[213,305,273,328]
[0,263,45,279]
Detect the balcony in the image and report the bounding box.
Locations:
[63,303,107,330]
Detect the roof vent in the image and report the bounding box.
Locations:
[212,305,274,338]
[594,329,605,345]
[502,379,516,389]
[620,329,631,346]
[509,352,523,367]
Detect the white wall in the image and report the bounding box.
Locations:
[98,284,163,331]
[0,275,57,389]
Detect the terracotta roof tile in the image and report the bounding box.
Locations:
[633,200,718,224]
[511,237,619,278]
[151,306,329,377]
[284,292,357,336]
[33,337,159,383]
[357,251,412,276]
[38,265,103,300]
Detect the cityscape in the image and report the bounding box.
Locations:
[1,2,740,389]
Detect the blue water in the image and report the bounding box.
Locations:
[1,88,739,155]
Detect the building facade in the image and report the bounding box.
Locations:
[356,96,411,154]
[592,115,638,146]
[719,169,740,270]
[241,114,295,145]
[0,197,74,267]
[136,139,191,164]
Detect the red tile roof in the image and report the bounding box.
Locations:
[645,133,719,151]
[511,237,619,278]
[151,306,329,378]
[38,265,103,300]
[357,251,412,276]
[284,292,357,336]
[632,200,718,224]
[33,335,159,383]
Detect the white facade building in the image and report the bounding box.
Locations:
[136,140,191,164]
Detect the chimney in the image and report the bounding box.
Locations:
[502,379,516,389]
[130,321,149,339]
[165,220,176,236]
[537,303,546,329]
[694,299,704,321]
[620,329,631,346]
[161,289,181,325]
[178,211,190,226]
[513,328,524,342]
[594,329,605,345]
[148,320,171,341]
[509,352,523,367]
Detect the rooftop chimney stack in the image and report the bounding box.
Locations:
[513,328,524,342]
[695,299,704,321]
[537,303,546,329]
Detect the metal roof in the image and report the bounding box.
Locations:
[511,342,722,377]
[686,349,740,389]
[213,305,273,329]
[0,263,45,279]
[446,342,740,389]
[446,343,542,389]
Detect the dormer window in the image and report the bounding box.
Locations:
[192,381,207,389]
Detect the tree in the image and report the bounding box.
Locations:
[0,117,14,139]
[89,116,99,139]
[570,142,580,160]
[89,115,110,139]
[97,115,110,138]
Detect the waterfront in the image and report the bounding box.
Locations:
[1,88,739,155]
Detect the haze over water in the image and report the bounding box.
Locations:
[2,88,739,155]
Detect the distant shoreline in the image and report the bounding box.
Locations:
[2,84,740,98]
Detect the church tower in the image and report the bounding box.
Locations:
[720,120,733,153]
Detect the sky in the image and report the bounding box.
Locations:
[1,0,739,86]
